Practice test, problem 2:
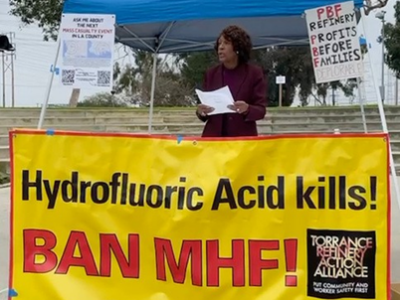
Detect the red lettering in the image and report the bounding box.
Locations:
[326,6,334,18]
[317,5,342,20]
[314,57,320,68]
[155,238,202,286]
[312,47,319,57]
[334,4,342,17]
[311,35,316,45]
[326,4,342,18]
[317,8,325,19]
[55,231,99,276]
[23,229,140,278]
[23,229,58,273]
[249,240,279,286]
[23,231,296,288]
[206,240,245,287]
[100,234,139,278]
[98,29,113,34]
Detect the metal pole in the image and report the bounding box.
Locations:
[147,53,157,134]
[396,75,398,105]
[2,52,5,107]
[11,50,15,107]
[381,16,385,103]
[9,32,15,107]
[357,77,367,133]
[38,37,61,129]
[361,9,400,211]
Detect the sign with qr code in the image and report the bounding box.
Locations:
[59,13,115,89]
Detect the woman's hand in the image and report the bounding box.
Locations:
[197,104,214,116]
[228,101,249,114]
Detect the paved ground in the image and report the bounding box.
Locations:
[0,179,399,292]
[0,187,9,293]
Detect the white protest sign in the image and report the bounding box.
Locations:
[305,1,363,83]
[59,14,115,89]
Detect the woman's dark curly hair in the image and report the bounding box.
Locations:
[214,25,253,64]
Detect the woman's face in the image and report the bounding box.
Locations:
[217,35,237,63]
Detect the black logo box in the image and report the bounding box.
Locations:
[307,229,376,299]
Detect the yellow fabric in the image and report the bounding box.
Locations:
[10,129,390,300]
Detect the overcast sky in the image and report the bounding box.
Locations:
[0,0,395,107]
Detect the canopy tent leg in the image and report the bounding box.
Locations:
[148,53,158,133]
[38,37,61,129]
[360,9,400,210]
[143,24,174,134]
[357,77,368,133]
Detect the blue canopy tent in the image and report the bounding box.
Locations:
[62,0,364,53]
[40,0,365,131]
[47,0,365,133]
[41,0,368,129]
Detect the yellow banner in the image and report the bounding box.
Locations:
[10,129,390,300]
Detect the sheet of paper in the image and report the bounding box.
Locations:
[195,86,235,115]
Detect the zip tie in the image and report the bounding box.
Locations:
[46,129,55,135]
[177,135,183,144]
[9,288,18,297]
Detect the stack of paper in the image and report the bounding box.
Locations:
[195,86,235,115]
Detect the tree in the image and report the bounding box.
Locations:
[115,50,194,107]
[10,0,356,107]
[9,0,62,41]
[363,0,389,16]
[251,46,357,107]
[78,92,128,107]
[254,46,312,106]
[382,1,400,77]
[178,52,219,90]
[176,46,357,107]
[78,62,136,107]
[176,50,281,105]
[9,0,84,106]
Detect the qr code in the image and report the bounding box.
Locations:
[61,69,75,85]
[97,70,111,86]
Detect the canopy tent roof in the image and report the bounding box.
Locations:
[62,0,364,53]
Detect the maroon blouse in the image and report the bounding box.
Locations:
[197,62,268,137]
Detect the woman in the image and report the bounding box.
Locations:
[196,25,267,137]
